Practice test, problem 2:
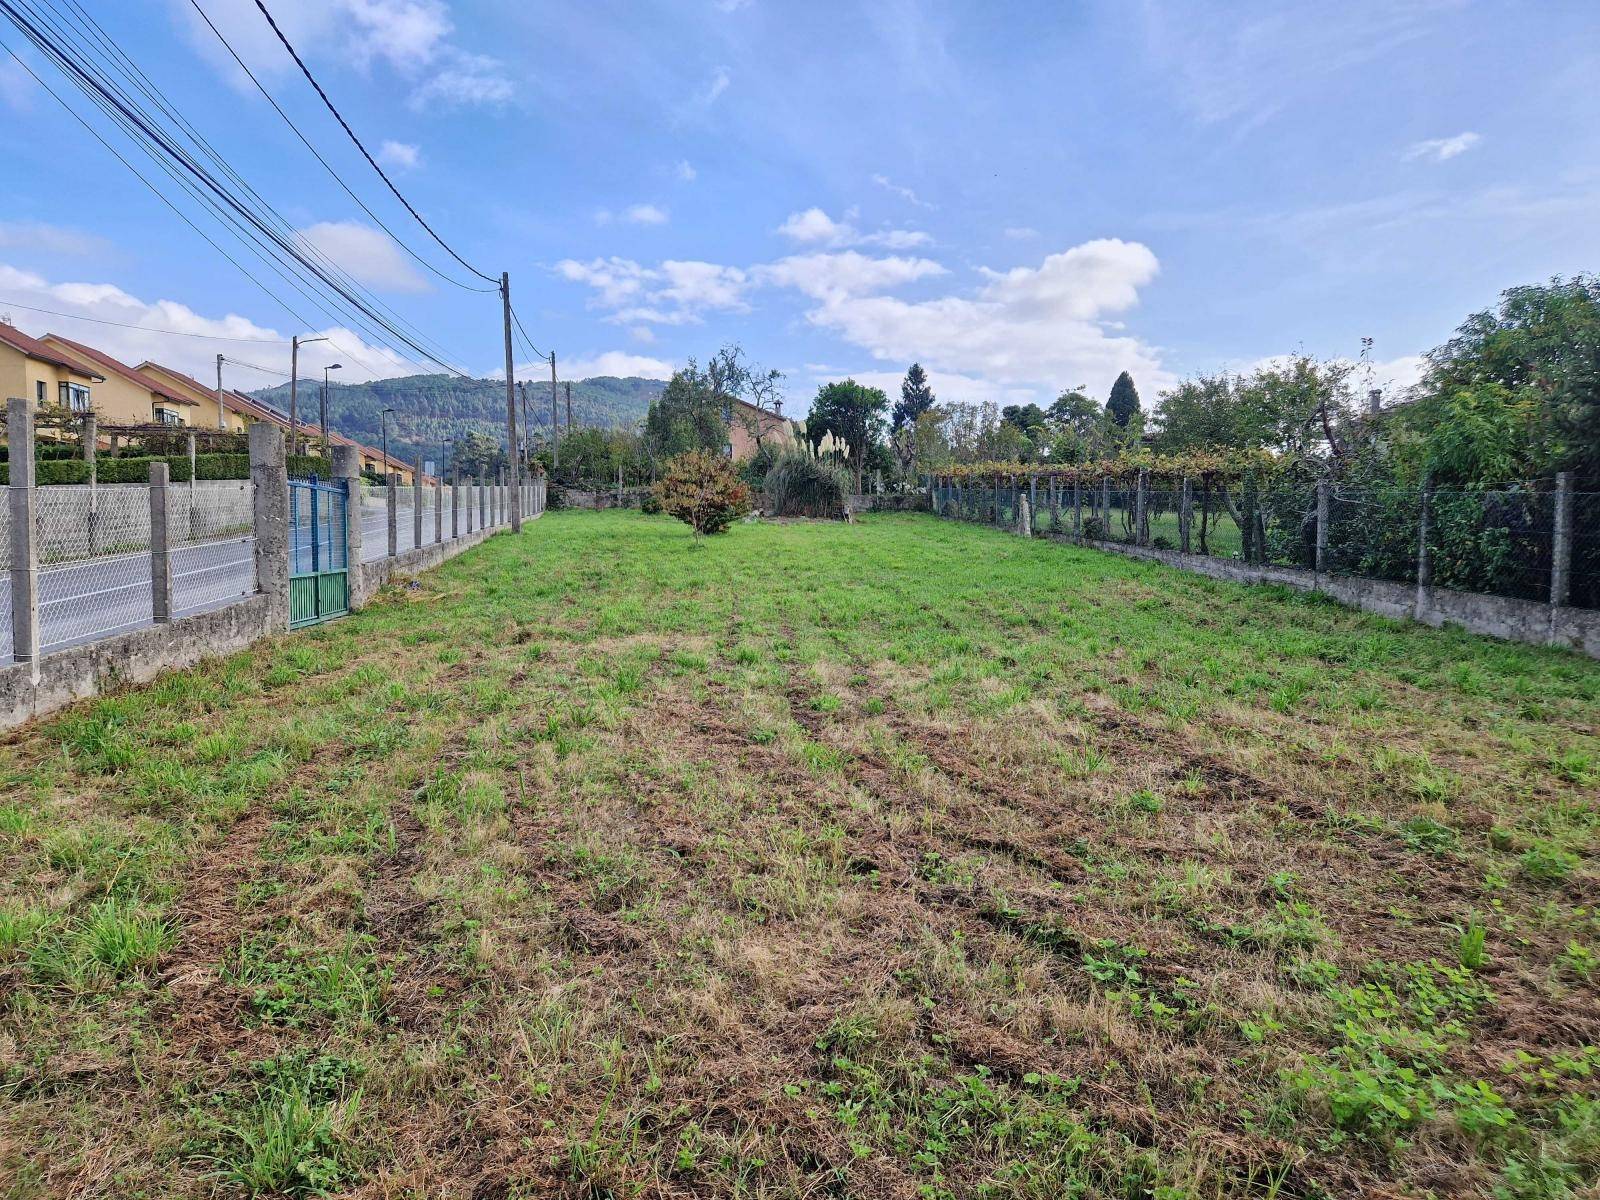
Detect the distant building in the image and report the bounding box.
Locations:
[0,320,104,429]
[727,397,802,462]
[39,335,199,426]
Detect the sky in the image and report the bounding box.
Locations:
[1,0,1598,416]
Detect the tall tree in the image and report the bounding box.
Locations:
[808,379,889,494]
[892,362,936,432]
[1106,371,1142,428]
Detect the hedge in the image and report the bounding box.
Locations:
[0,452,341,484]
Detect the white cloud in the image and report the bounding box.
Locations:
[0,261,415,384]
[1003,226,1040,240]
[554,256,750,325]
[0,221,111,257]
[556,236,1167,400]
[713,0,752,11]
[0,56,35,110]
[629,325,656,344]
[795,239,1166,394]
[298,221,428,292]
[377,140,422,169]
[173,0,511,112]
[674,159,697,182]
[775,207,930,250]
[871,173,934,210]
[1402,131,1481,163]
[624,203,669,225]
[538,350,673,380]
[702,66,731,105]
[757,252,946,301]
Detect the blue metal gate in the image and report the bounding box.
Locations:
[288,476,349,628]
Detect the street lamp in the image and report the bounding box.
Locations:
[320,363,342,459]
[289,335,328,456]
[381,407,396,482]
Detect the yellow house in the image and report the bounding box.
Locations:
[136,360,252,433]
[0,320,104,428]
[38,335,199,426]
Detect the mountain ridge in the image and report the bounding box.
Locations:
[249,373,666,466]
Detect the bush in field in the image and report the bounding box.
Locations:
[1082,515,1109,541]
[763,450,850,519]
[655,450,751,537]
[640,488,662,515]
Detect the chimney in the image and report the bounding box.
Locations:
[1368,388,1382,417]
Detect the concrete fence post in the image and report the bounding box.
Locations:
[452,469,461,538]
[1415,473,1433,620]
[332,446,361,607]
[434,475,443,543]
[386,472,398,557]
[1135,467,1149,546]
[478,475,487,530]
[1315,478,1330,576]
[82,412,99,556]
[1551,471,1573,609]
[248,422,289,631]
[1017,495,1031,537]
[7,398,40,675]
[412,457,423,549]
[149,461,172,623]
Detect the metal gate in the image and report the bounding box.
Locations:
[288,476,349,628]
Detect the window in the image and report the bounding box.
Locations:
[154,407,182,426]
[35,380,45,403]
[58,382,91,413]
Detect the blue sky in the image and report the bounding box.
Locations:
[2,0,1598,412]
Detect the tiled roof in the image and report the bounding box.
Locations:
[0,321,106,379]
[43,336,196,404]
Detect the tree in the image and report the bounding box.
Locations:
[892,362,936,432]
[1106,371,1141,428]
[655,450,752,538]
[808,379,889,494]
[450,430,505,475]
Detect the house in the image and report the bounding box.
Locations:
[38,335,199,426]
[135,360,255,433]
[0,319,104,427]
[727,397,801,462]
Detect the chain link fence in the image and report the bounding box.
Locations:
[931,472,1598,612]
[172,479,255,614]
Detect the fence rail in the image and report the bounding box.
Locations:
[929,470,1598,616]
[3,398,546,669]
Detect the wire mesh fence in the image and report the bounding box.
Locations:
[931,472,1599,612]
[36,484,153,653]
[171,480,254,614]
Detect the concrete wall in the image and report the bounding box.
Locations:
[557,486,652,511]
[352,522,504,607]
[0,593,274,729]
[1047,532,1600,659]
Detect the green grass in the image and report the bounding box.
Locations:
[2,509,1595,1198]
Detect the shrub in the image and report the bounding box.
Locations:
[1082,515,1109,541]
[763,450,850,519]
[1152,534,1175,551]
[1520,843,1579,884]
[655,450,751,537]
[640,489,663,515]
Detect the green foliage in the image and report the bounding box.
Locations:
[892,361,935,432]
[808,378,889,493]
[655,450,752,537]
[202,1085,363,1196]
[1519,842,1579,884]
[762,449,850,518]
[1107,370,1141,428]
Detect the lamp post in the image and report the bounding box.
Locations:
[381,407,396,483]
[289,335,328,456]
[320,363,342,459]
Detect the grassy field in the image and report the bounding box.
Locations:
[2,510,1597,1199]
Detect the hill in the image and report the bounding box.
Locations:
[250,373,665,466]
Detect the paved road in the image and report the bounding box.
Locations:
[1,534,255,661]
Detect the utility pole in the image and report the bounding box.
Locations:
[215,353,226,430]
[289,334,328,456]
[517,382,530,468]
[550,351,559,471]
[565,381,573,438]
[500,271,522,531]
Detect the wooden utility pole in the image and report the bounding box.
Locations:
[565,381,573,437]
[501,271,522,531]
[550,352,560,470]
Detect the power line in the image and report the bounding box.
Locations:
[0,298,288,342]
[509,303,549,363]
[249,0,499,286]
[184,0,494,295]
[29,0,471,376]
[220,355,287,376]
[2,0,473,377]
